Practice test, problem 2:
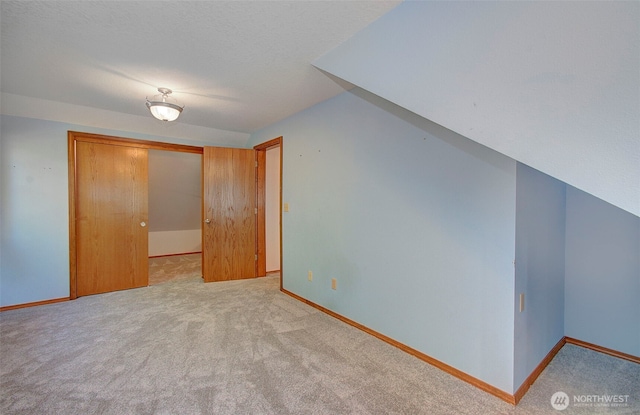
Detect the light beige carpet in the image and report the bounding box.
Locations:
[148,253,202,285]
[1,276,638,414]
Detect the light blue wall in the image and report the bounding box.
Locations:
[565,186,640,356]
[1,116,70,306]
[513,163,566,389]
[248,89,518,393]
[0,115,229,307]
[5,90,635,400]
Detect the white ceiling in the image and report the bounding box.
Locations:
[314,1,640,217]
[0,0,400,135]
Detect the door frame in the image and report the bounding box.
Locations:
[254,137,283,289]
[68,131,202,299]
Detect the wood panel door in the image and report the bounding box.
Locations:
[75,140,149,296]
[202,147,256,282]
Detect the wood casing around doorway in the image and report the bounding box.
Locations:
[68,132,202,299]
[254,137,283,285]
[68,132,281,297]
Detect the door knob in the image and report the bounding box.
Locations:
[204,219,211,224]
[140,221,146,227]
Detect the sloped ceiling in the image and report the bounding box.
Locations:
[2,1,637,217]
[314,1,640,217]
[0,0,400,145]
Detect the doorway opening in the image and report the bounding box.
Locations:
[68,131,281,297]
[67,131,203,299]
[254,137,283,288]
[147,149,203,286]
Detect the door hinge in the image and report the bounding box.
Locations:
[255,207,258,214]
[255,161,258,168]
[255,254,258,261]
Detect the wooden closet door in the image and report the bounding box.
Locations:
[75,141,149,296]
[202,147,256,282]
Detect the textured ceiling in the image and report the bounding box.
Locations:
[315,1,640,217]
[0,0,400,134]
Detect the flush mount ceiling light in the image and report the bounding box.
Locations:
[145,87,184,122]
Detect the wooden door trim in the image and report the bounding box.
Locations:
[68,131,204,153]
[68,131,203,299]
[255,150,267,276]
[68,135,78,299]
[254,137,282,151]
[254,137,283,289]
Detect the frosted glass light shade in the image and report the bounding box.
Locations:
[147,101,183,121]
[145,88,184,122]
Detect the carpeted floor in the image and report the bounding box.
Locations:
[148,253,202,285]
[1,275,638,414]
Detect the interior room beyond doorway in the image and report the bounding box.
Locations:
[148,149,203,285]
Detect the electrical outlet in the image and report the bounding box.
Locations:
[284,203,289,212]
[308,270,313,281]
[331,278,337,290]
[519,293,525,312]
